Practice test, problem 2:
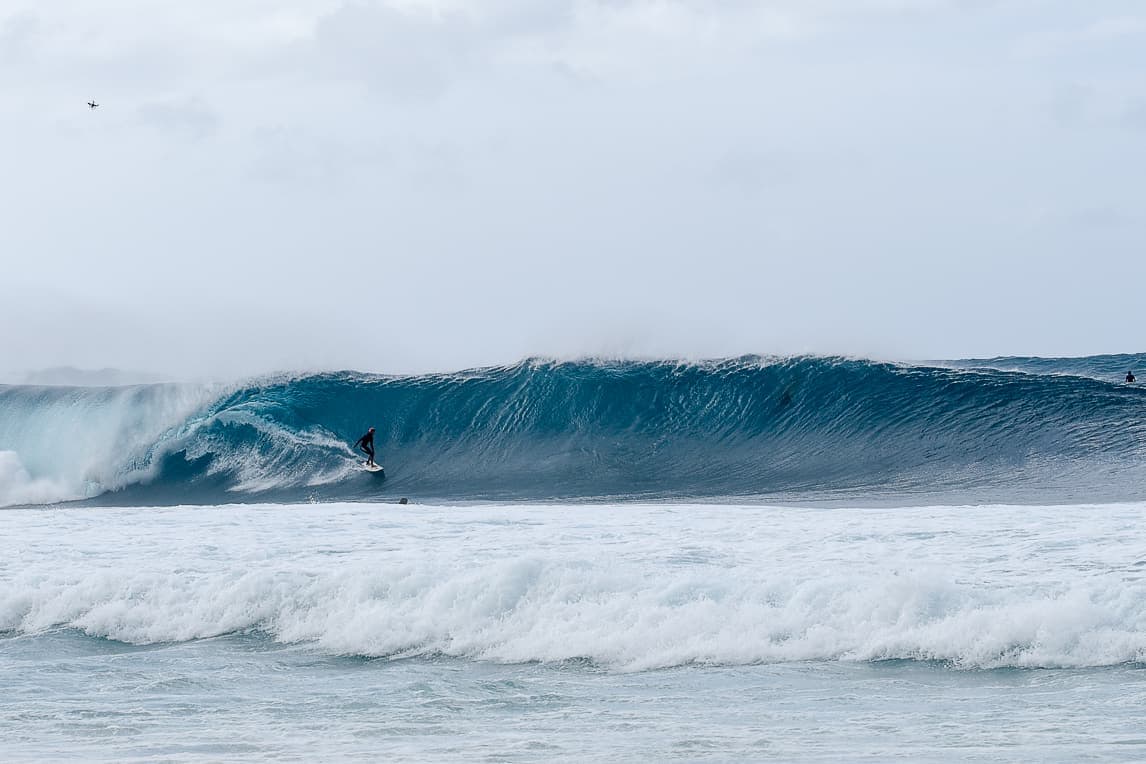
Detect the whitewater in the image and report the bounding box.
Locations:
[3,502,1146,761]
[3,354,1146,761]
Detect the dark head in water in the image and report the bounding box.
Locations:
[1127,371,1136,383]
[398,498,409,505]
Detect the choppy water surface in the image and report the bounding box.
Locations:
[3,502,1145,761]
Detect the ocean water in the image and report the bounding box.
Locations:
[3,354,1146,760]
[3,354,1146,508]
[3,502,1146,761]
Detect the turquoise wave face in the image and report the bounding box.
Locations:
[3,355,1146,506]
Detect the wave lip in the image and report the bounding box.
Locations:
[0,382,217,506]
[3,354,1146,506]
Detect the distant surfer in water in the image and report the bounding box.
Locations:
[1128,371,1136,384]
[354,427,376,467]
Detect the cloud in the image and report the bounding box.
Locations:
[247,125,389,185]
[138,97,220,140]
[1014,10,1146,59]
[1081,15,1146,43]
[303,2,476,103]
[1124,99,1146,132]
[1043,82,1094,127]
[0,11,39,61]
[709,150,798,196]
[1054,205,1136,230]
[4,0,1146,377]
[275,0,971,98]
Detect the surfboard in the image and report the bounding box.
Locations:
[363,462,384,474]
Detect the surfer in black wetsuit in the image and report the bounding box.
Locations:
[354,427,376,466]
[1128,371,1136,384]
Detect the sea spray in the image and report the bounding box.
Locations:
[3,355,1145,506]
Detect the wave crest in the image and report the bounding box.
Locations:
[3,355,1146,506]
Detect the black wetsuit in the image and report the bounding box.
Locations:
[354,431,375,464]
[1128,373,1136,384]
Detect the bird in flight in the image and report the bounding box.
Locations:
[88,101,99,109]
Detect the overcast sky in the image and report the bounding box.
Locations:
[2,0,1144,379]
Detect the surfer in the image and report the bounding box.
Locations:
[354,427,376,467]
[1128,371,1136,384]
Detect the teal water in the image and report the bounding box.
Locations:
[6,355,1146,507]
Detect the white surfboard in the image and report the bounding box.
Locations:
[363,462,384,474]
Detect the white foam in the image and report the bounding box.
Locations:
[178,406,356,493]
[0,384,218,506]
[0,450,69,506]
[3,502,1146,671]
[0,380,367,508]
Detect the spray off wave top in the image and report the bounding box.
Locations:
[2,354,1146,507]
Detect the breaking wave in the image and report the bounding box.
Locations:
[3,354,1146,506]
